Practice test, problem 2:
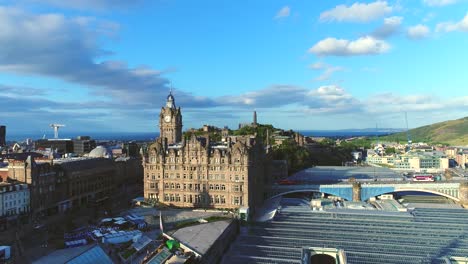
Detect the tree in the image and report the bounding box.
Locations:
[385,147,396,154]
[272,140,316,174]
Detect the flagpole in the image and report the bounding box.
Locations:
[159,211,164,234]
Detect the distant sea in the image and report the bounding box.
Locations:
[7,132,159,142]
[7,130,394,142]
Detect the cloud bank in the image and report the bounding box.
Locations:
[309,36,390,56]
[407,24,431,39]
[320,1,392,23]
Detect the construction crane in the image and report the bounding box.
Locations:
[50,124,65,139]
[405,112,412,152]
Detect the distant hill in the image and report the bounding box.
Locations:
[382,116,468,146]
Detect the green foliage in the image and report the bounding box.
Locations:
[339,139,372,150]
[318,138,336,147]
[311,138,372,166]
[204,216,230,222]
[385,147,396,154]
[184,130,222,142]
[233,124,274,137]
[272,140,316,174]
[381,116,468,146]
[232,124,278,145]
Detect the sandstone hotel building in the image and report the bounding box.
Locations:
[143,92,266,211]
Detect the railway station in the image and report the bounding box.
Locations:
[223,166,468,264]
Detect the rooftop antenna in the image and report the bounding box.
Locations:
[376,123,380,145]
[405,112,412,152]
[50,124,65,139]
[376,123,383,157]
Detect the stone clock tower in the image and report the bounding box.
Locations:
[159,91,182,144]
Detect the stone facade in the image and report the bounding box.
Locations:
[55,158,115,210]
[0,182,29,217]
[143,93,266,210]
[159,92,182,144]
[7,155,116,216]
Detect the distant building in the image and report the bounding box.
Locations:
[7,155,62,215]
[202,125,217,132]
[271,130,305,147]
[115,157,143,186]
[88,146,112,159]
[238,111,259,129]
[0,126,5,147]
[351,151,363,161]
[456,150,468,169]
[0,182,29,217]
[7,155,115,216]
[35,139,73,154]
[143,92,266,213]
[0,162,8,182]
[367,151,449,172]
[123,142,139,157]
[444,147,458,158]
[73,136,96,155]
[54,158,115,210]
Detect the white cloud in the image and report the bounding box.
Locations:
[436,12,468,32]
[218,84,363,114]
[371,16,403,39]
[275,6,290,19]
[365,93,467,113]
[309,62,344,81]
[308,36,390,56]
[320,1,392,23]
[423,0,458,6]
[407,24,431,39]
[0,6,223,110]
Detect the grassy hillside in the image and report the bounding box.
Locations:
[382,116,468,146]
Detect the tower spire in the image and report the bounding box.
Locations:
[253,110,257,127]
[166,82,176,109]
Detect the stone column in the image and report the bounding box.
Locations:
[459,182,468,208]
[352,182,361,202]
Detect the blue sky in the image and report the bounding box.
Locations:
[0,0,467,135]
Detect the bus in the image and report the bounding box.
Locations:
[412,175,434,182]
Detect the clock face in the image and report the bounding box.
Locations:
[164,115,171,122]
